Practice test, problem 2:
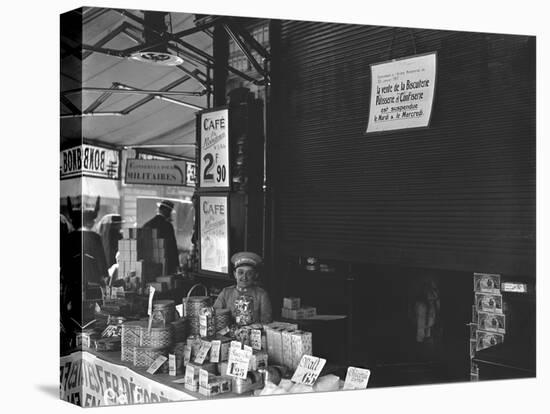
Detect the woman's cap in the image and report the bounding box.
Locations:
[231,251,263,268]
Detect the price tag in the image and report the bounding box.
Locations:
[175,304,184,318]
[183,344,192,366]
[194,341,212,364]
[168,354,176,376]
[147,286,156,316]
[210,340,221,363]
[251,329,262,350]
[146,355,167,375]
[184,364,196,386]
[291,355,326,386]
[343,367,371,390]
[226,344,253,379]
[199,314,208,337]
[218,326,230,336]
[199,369,210,388]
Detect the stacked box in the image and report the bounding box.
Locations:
[281,329,295,367]
[248,350,268,371]
[198,376,232,397]
[281,297,317,320]
[265,326,284,365]
[290,330,313,370]
[281,307,317,320]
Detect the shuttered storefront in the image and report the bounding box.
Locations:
[272,22,535,275]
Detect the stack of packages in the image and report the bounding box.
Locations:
[281,297,317,320]
[117,227,163,292]
[136,228,173,290]
[264,321,313,371]
[469,272,506,381]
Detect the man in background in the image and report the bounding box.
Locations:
[143,199,179,274]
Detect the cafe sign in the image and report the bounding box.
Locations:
[366,52,437,133]
[199,195,229,274]
[199,108,230,188]
[61,144,120,180]
[125,159,188,186]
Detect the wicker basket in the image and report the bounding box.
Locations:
[121,320,174,349]
[182,284,210,336]
[132,347,168,372]
[214,308,231,333]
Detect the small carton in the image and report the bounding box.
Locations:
[248,350,268,371]
[283,297,301,310]
[290,330,313,370]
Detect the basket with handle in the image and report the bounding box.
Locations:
[132,347,168,372]
[214,308,232,333]
[182,284,210,336]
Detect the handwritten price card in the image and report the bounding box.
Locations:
[146,355,167,375]
[226,342,253,379]
[343,367,371,390]
[291,355,326,386]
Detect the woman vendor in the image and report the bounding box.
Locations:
[214,251,273,324]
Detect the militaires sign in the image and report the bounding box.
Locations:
[199,195,229,274]
[366,53,437,133]
[125,159,187,186]
[199,108,230,188]
[61,144,120,179]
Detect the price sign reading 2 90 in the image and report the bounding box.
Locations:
[199,108,230,188]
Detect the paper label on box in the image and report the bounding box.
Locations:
[227,345,253,379]
[146,355,167,374]
[184,364,196,386]
[291,355,326,386]
[194,341,212,364]
[183,344,192,366]
[251,329,262,350]
[199,314,208,337]
[244,344,253,353]
[199,369,210,388]
[210,340,221,363]
[343,367,371,390]
[169,354,176,376]
[147,286,155,316]
[230,340,242,351]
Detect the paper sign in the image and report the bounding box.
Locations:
[184,365,196,386]
[251,329,262,350]
[366,53,437,133]
[291,355,326,386]
[172,378,187,384]
[199,314,208,337]
[199,108,230,188]
[199,369,210,388]
[230,340,242,351]
[343,367,371,390]
[226,345,253,379]
[210,340,221,363]
[199,195,229,274]
[244,344,253,353]
[218,326,230,336]
[147,286,156,316]
[183,345,192,366]
[194,341,212,364]
[169,354,176,376]
[146,355,167,375]
[175,304,184,318]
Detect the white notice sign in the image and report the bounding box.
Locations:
[199,108,230,188]
[291,355,326,386]
[226,343,252,379]
[366,53,437,133]
[199,195,229,274]
[343,367,371,390]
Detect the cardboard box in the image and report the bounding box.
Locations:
[248,351,268,371]
[290,330,313,370]
[283,297,301,310]
[281,329,295,368]
[282,307,317,320]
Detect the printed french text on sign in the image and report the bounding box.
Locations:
[199,109,230,188]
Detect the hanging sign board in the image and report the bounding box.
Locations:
[366,52,437,133]
[61,144,120,180]
[186,162,197,186]
[125,159,187,186]
[199,195,229,274]
[199,108,230,188]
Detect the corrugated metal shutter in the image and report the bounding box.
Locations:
[273,22,535,275]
